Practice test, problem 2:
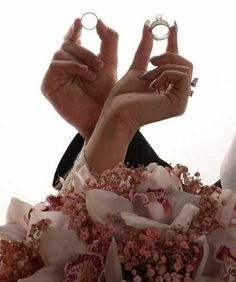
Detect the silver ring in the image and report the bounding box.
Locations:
[191,77,198,87]
[150,15,170,41]
[81,12,98,30]
[189,77,199,96]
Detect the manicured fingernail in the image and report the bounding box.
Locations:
[145,20,150,27]
[93,58,104,70]
[138,71,149,79]
[149,56,160,62]
[143,20,150,34]
[80,65,88,71]
[174,20,178,33]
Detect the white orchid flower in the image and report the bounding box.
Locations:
[86,189,133,224]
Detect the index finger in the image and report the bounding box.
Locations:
[64,18,82,44]
[130,20,153,70]
[166,22,178,54]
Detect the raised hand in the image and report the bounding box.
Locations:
[41,18,118,141]
[85,21,193,172]
[104,21,193,135]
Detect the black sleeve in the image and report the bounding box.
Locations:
[53,130,171,189]
[214,179,222,188]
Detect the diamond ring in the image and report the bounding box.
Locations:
[150,15,170,41]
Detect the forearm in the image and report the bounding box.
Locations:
[84,110,134,173]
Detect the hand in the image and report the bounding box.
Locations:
[104,21,193,136]
[85,21,193,172]
[41,18,118,141]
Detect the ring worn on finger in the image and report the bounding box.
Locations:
[189,77,199,96]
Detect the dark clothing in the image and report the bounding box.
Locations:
[53,130,221,189]
[53,130,170,188]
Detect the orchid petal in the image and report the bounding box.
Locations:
[146,202,171,224]
[86,189,133,224]
[137,164,180,194]
[64,252,104,281]
[220,133,236,192]
[70,171,85,193]
[204,228,236,276]
[59,176,71,191]
[211,189,236,226]
[27,210,69,239]
[193,235,209,281]
[105,238,122,282]
[170,191,200,221]
[171,204,199,233]
[121,212,169,234]
[0,222,25,241]
[133,194,150,218]
[39,228,87,267]
[18,266,64,282]
[6,197,33,231]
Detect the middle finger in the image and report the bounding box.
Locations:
[149,53,193,77]
[61,41,104,70]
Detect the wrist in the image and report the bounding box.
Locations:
[84,107,135,173]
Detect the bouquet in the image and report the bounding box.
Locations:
[0,159,236,282]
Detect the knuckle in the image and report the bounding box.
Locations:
[181,72,190,83]
[187,61,194,73]
[48,61,57,71]
[40,79,48,97]
[61,40,72,51]
[138,48,149,60]
[52,50,63,60]
[189,61,193,70]
[175,104,186,117]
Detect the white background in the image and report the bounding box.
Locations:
[0,0,235,224]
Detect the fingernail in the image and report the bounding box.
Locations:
[148,55,160,62]
[80,65,88,71]
[145,20,150,27]
[143,20,150,34]
[93,58,104,70]
[137,71,149,79]
[174,20,178,33]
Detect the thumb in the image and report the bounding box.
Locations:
[97,19,119,66]
[130,20,153,70]
[166,22,178,54]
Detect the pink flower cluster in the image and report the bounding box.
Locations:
[0,219,50,281]
[86,164,146,199]
[0,163,234,281]
[117,225,201,281]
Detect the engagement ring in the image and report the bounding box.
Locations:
[150,15,170,41]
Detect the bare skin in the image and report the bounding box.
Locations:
[41,18,118,141]
[41,18,192,146]
[85,22,193,173]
